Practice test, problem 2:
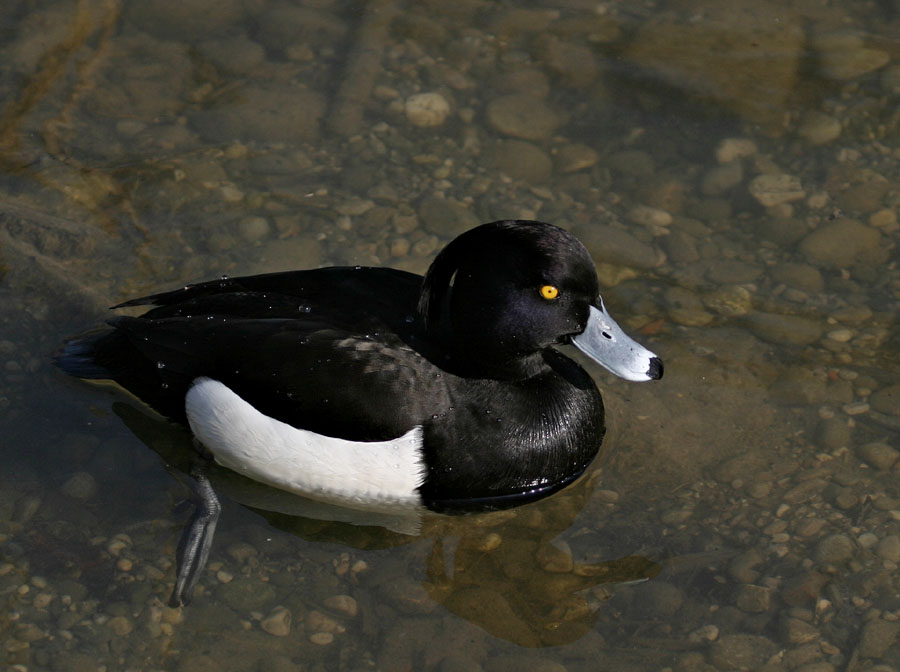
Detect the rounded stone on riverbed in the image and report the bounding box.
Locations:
[61,472,97,500]
[870,385,900,416]
[555,143,598,173]
[857,442,899,471]
[716,138,757,164]
[875,535,900,563]
[798,220,884,269]
[797,111,842,145]
[261,606,292,636]
[814,31,890,80]
[405,93,450,127]
[701,160,743,195]
[108,615,134,637]
[704,285,752,317]
[486,93,561,140]
[736,584,770,612]
[237,216,270,243]
[748,173,805,207]
[628,204,672,229]
[814,533,855,564]
[323,594,358,617]
[572,223,664,269]
[743,312,822,346]
[708,634,778,671]
[858,619,900,658]
[781,617,819,644]
[486,140,552,183]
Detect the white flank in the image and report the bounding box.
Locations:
[185,377,426,511]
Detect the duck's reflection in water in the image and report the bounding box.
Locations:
[117,400,660,648]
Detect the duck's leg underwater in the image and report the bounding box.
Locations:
[169,455,221,607]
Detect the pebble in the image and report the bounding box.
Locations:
[814,31,890,80]
[487,140,552,183]
[485,93,561,141]
[842,402,869,416]
[799,220,884,269]
[631,582,684,618]
[744,312,822,346]
[704,285,752,316]
[688,624,719,643]
[108,615,134,636]
[748,173,806,207]
[706,260,762,284]
[405,93,450,127]
[608,149,655,177]
[418,195,480,238]
[716,138,758,164]
[554,143,598,173]
[869,209,898,230]
[797,111,842,145]
[826,328,853,343]
[61,472,97,500]
[736,584,770,612]
[219,578,276,611]
[237,216,270,243]
[572,223,663,269]
[708,634,778,670]
[701,160,743,195]
[859,619,900,658]
[537,35,599,88]
[858,442,900,471]
[309,631,334,645]
[226,542,258,564]
[260,606,291,636]
[323,594,357,617]
[781,617,819,644]
[876,535,900,563]
[859,532,879,548]
[306,610,341,633]
[106,535,131,557]
[870,385,900,416]
[664,287,713,327]
[814,534,855,564]
[628,204,672,229]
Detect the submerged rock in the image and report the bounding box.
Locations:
[798,220,884,269]
[486,93,562,140]
[624,0,803,130]
[189,85,326,144]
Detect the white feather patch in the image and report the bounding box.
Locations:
[185,377,426,511]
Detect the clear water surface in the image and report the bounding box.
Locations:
[1,1,899,670]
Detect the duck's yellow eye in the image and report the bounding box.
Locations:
[540,285,559,300]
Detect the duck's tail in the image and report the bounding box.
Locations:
[54,328,116,379]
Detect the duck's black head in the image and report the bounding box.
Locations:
[418,220,663,381]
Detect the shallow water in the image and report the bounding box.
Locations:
[1,0,899,670]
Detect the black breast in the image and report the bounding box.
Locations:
[419,349,605,512]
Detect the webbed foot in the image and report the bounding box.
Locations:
[169,461,221,607]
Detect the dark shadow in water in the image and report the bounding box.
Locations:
[114,400,661,648]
